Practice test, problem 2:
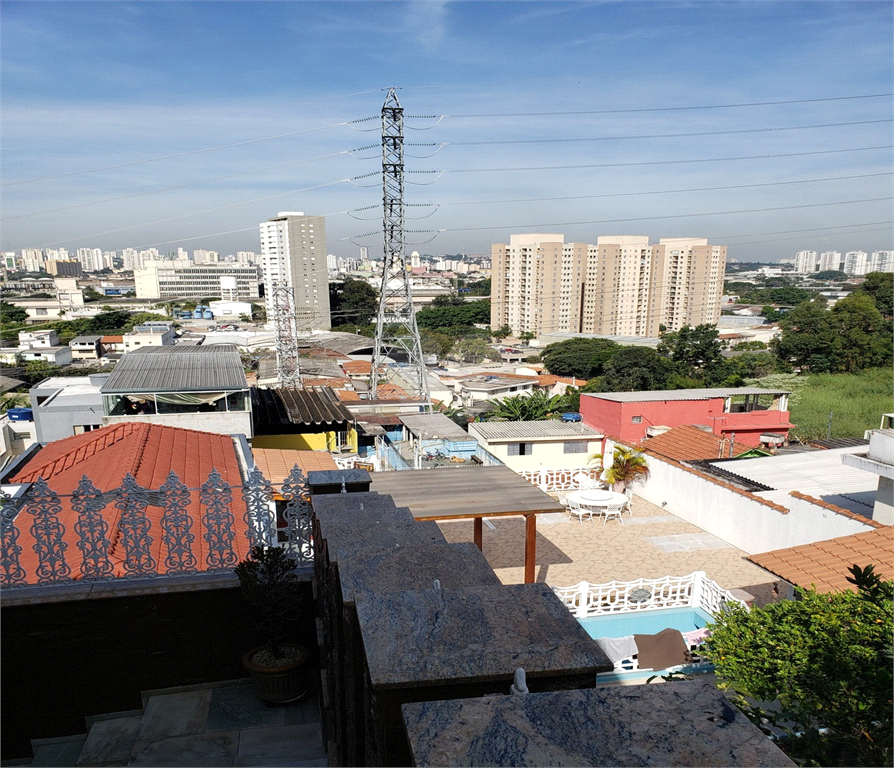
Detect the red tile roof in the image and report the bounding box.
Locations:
[9,423,249,582]
[342,360,373,374]
[640,425,750,462]
[748,528,894,593]
[536,374,588,388]
[252,448,338,487]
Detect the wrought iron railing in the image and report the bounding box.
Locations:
[0,465,313,590]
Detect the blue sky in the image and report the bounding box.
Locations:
[2,1,892,262]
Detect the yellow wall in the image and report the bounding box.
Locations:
[251,427,357,453]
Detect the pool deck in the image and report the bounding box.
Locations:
[435,492,780,605]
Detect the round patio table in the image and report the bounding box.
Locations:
[565,489,627,509]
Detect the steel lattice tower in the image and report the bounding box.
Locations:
[371,89,431,408]
[272,280,301,388]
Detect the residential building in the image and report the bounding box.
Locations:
[100,345,253,437]
[29,374,107,442]
[843,250,869,276]
[841,428,894,525]
[455,374,537,407]
[794,250,818,272]
[76,247,104,272]
[68,335,103,362]
[19,346,73,366]
[490,233,589,337]
[259,211,331,329]
[134,260,260,301]
[582,236,725,337]
[468,420,603,473]
[580,387,793,448]
[251,386,357,453]
[869,250,893,272]
[46,260,82,277]
[818,250,842,272]
[18,330,59,349]
[122,322,175,351]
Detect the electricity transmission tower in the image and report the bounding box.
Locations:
[371,88,431,408]
[271,280,301,388]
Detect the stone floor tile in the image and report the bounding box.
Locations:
[234,724,326,766]
[129,731,238,766]
[206,684,286,733]
[78,716,143,766]
[136,689,211,742]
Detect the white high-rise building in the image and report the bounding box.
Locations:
[259,212,331,330]
[843,251,869,276]
[77,248,104,272]
[795,250,818,273]
[818,250,842,272]
[869,251,894,273]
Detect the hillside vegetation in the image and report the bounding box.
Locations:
[788,367,892,442]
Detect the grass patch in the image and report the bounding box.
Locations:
[789,368,893,441]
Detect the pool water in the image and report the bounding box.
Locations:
[577,606,712,639]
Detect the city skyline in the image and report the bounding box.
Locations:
[3,1,892,262]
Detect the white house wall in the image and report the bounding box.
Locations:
[636,451,876,555]
[476,439,600,473]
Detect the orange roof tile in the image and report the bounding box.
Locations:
[640,425,750,462]
[9,423,249,583]
[300,376,351,389]
[536,374,588,387]
[748,528,894,593]
[342,360,372,373]
[101,335,124,343]
[251,448,338,487]
[336,390,362,402]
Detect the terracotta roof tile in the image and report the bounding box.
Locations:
[342,360,372,373]
[9,423,249,583]
[640,425,750,462]
[252,448,338,487]
[748,527,894,593]
[336,390,362,402]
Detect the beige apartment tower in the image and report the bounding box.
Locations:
[490,234,589,337]
[492,233,726,339]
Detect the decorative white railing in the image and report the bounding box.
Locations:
[518,466,601,492]
[0,465,314,590]
[553,571,746,673]
[552,571,745,618]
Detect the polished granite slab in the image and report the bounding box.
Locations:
[311,491,410,525]
[355,582,611,689]
[401,679,796,767]
[324,519,446,563]
[336,542,500,606]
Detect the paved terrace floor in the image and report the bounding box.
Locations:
[435,493,780,606]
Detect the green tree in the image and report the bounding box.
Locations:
[416,299,490,330]
[450,337,498,363]
[1,301,28,324]
[853,271,893,318]
[82,286,105,302]
[419,328,454,359]
[813,269,848,281]
[491,324,512,341]
[596,445,650,492]
[486,390,570,421]
[657,324,726,380]
[540,338,620,379]
[329,278,379,328]
[704,565,893,767]
[829,293,892,373]
[600,347,673,392]
[771,299,838,373]
[0,392,30,413]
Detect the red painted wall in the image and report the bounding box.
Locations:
[580,394,791,447]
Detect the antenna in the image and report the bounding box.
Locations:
[371,88,431,409]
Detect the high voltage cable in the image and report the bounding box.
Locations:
[438,119,893,147]
[432,93,894,119]
[1,121,354,187]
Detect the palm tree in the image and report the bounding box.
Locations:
[0,393,30,413]
[601,445,650,492]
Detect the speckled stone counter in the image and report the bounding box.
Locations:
[307,468,371,495]
[311,491,410,526]
[402,679,796,767]
[355,582,611,765]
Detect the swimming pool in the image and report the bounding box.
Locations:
[577,606,712,639]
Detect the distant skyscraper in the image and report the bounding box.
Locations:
[843,251,869,276]
[869,251,894,273]
[818,250,842,272]
[259,212,331,330]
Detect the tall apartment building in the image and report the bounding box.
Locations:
[869,250,893,272]
[843,251,869,276]
[259,212,331,329]
[492,233,725,339]
[795,250,818,273]
[818,250,842,272]
[491,234,589,337]
[134,260,260,300]
[76,248,104,272]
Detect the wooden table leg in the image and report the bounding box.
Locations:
[474,517,483,551]
[524,514,536,583]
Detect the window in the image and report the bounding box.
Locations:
[507,442,532,456]
[631,416,643,423]
[564,441,588,454]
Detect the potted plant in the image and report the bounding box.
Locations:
[234,545,309,703]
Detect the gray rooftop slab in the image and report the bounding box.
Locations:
[325,520,446,563]
[469,420,602,440]
[398,413,474,441]
[355,582,610,689]
[401,679,795,767]
[582,387,790,402]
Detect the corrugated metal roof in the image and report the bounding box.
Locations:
[707,445,878,516]
[399,413,471,441]
[100,345,248,393]
[470,420,602,441]
[582,387,790,403]
[251,386,353,429]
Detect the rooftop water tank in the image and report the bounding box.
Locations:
[561,412,582,422]
[7,408,33,422]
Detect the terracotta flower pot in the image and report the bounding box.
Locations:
[242,643,308,703]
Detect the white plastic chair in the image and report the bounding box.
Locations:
[567,498,593,525]
[622,487,634,516]
[602,503,625,525]
[573,472,599,490]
